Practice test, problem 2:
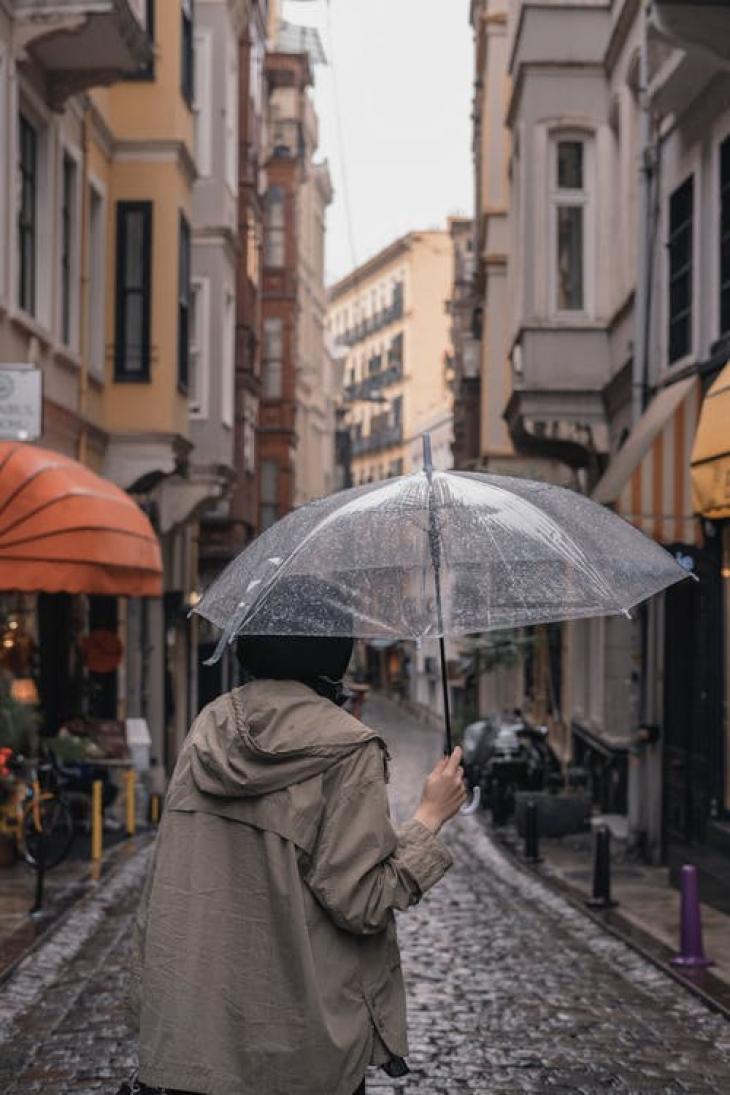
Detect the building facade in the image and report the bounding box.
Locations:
[0,2,259,772]
[0,2,155,745]
[257,14,330,530]
[293,93,334,507]
[486,0,730,897]
[328,231,453,486]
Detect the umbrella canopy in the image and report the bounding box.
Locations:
[195,467,689,655]
[0,441,162,597]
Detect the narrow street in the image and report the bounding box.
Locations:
[1,695,730,1093]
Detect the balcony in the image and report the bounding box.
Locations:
[338,290,404,348]
[350,422,403,457]
[14,0,152,108]
[653,0,730,65]
[268,118,304,161]
[344,362,403,403]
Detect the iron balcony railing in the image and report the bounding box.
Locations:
[350,422,403,456]
[343,361,403,402]
[337,295,404,348]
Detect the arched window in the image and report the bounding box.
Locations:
[264,186,285,267]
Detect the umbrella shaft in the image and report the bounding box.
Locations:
[439,635,453,755]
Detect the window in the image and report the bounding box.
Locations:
[721,136,730,335]
[193,28,212,177]
[392,280,403,317]
[60,153,77,345]
[125,0,155,80]
[552,140,586,312]
[87,185,106,377]
[260,459,278,530]
[668,175,694,364]
[262,317,283,398]
[242,394,256,475]
[18,114,37,315]
[368,352,382,375]
[225,43,238,193]
[388,332,403,367]
[188,277,209,416]
[181,0,195,106]
[264,187,285,267]
[221,290,235,427]
[178,214,191,391]
[114,201,152,381]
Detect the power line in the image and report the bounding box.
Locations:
[324,0,359,275]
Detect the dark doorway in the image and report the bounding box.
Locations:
[37,592,75,735]
[88,595,119,719]
[662,539,725,911]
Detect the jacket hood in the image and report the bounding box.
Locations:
[187,679,383,799]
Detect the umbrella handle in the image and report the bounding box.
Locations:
[460,786,481,815]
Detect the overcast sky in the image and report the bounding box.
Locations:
[282,0,473,287]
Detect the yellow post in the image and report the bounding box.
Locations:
[91,780,103,861]
[150,793,160,825]
[125,769,136,836]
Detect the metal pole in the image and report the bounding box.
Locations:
[125,769,137,837]
[91,779,103,861]
[30,834,45,916]
[633,0,652,424]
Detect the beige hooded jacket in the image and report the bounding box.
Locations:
[131,680,453,1095]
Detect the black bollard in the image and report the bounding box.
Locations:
[523,798,542,863]
[30,833,45,917]
[586,825,618,909]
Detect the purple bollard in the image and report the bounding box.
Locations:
[671,864,714,968]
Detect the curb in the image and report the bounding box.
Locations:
[0,830,155,988]
[488,822,730,1022]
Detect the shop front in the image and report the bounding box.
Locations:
[0,442,162,764]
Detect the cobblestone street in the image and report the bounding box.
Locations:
[1,695,730,1093]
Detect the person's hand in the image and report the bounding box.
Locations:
[413,747,467,835]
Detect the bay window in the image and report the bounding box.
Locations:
[262,317,283,399]
[264,186,285,267]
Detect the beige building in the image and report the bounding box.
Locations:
[293,94,335,506]
[328,231,453,485]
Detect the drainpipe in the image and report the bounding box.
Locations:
[77,104,91,466]
[633,1,654,424]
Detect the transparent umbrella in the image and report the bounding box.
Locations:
[195,435,690,763]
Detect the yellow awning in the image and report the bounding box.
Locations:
[691,362,730,520]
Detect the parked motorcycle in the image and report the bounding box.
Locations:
[463,712,562,825]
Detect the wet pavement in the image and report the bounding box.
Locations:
[0,694,729,1092]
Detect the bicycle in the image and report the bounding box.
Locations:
[0,748,75,869]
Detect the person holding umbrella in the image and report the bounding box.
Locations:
[123,585,466,1095]
[123,434,691,1094]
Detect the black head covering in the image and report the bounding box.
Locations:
[235,576,354,704]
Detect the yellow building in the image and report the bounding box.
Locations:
[93,2,211,766]
[328,231,453,484]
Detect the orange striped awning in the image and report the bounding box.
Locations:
[0,441,163,596]
[593,376,701,545]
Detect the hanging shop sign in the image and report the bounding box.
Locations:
[0,367,42,442]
